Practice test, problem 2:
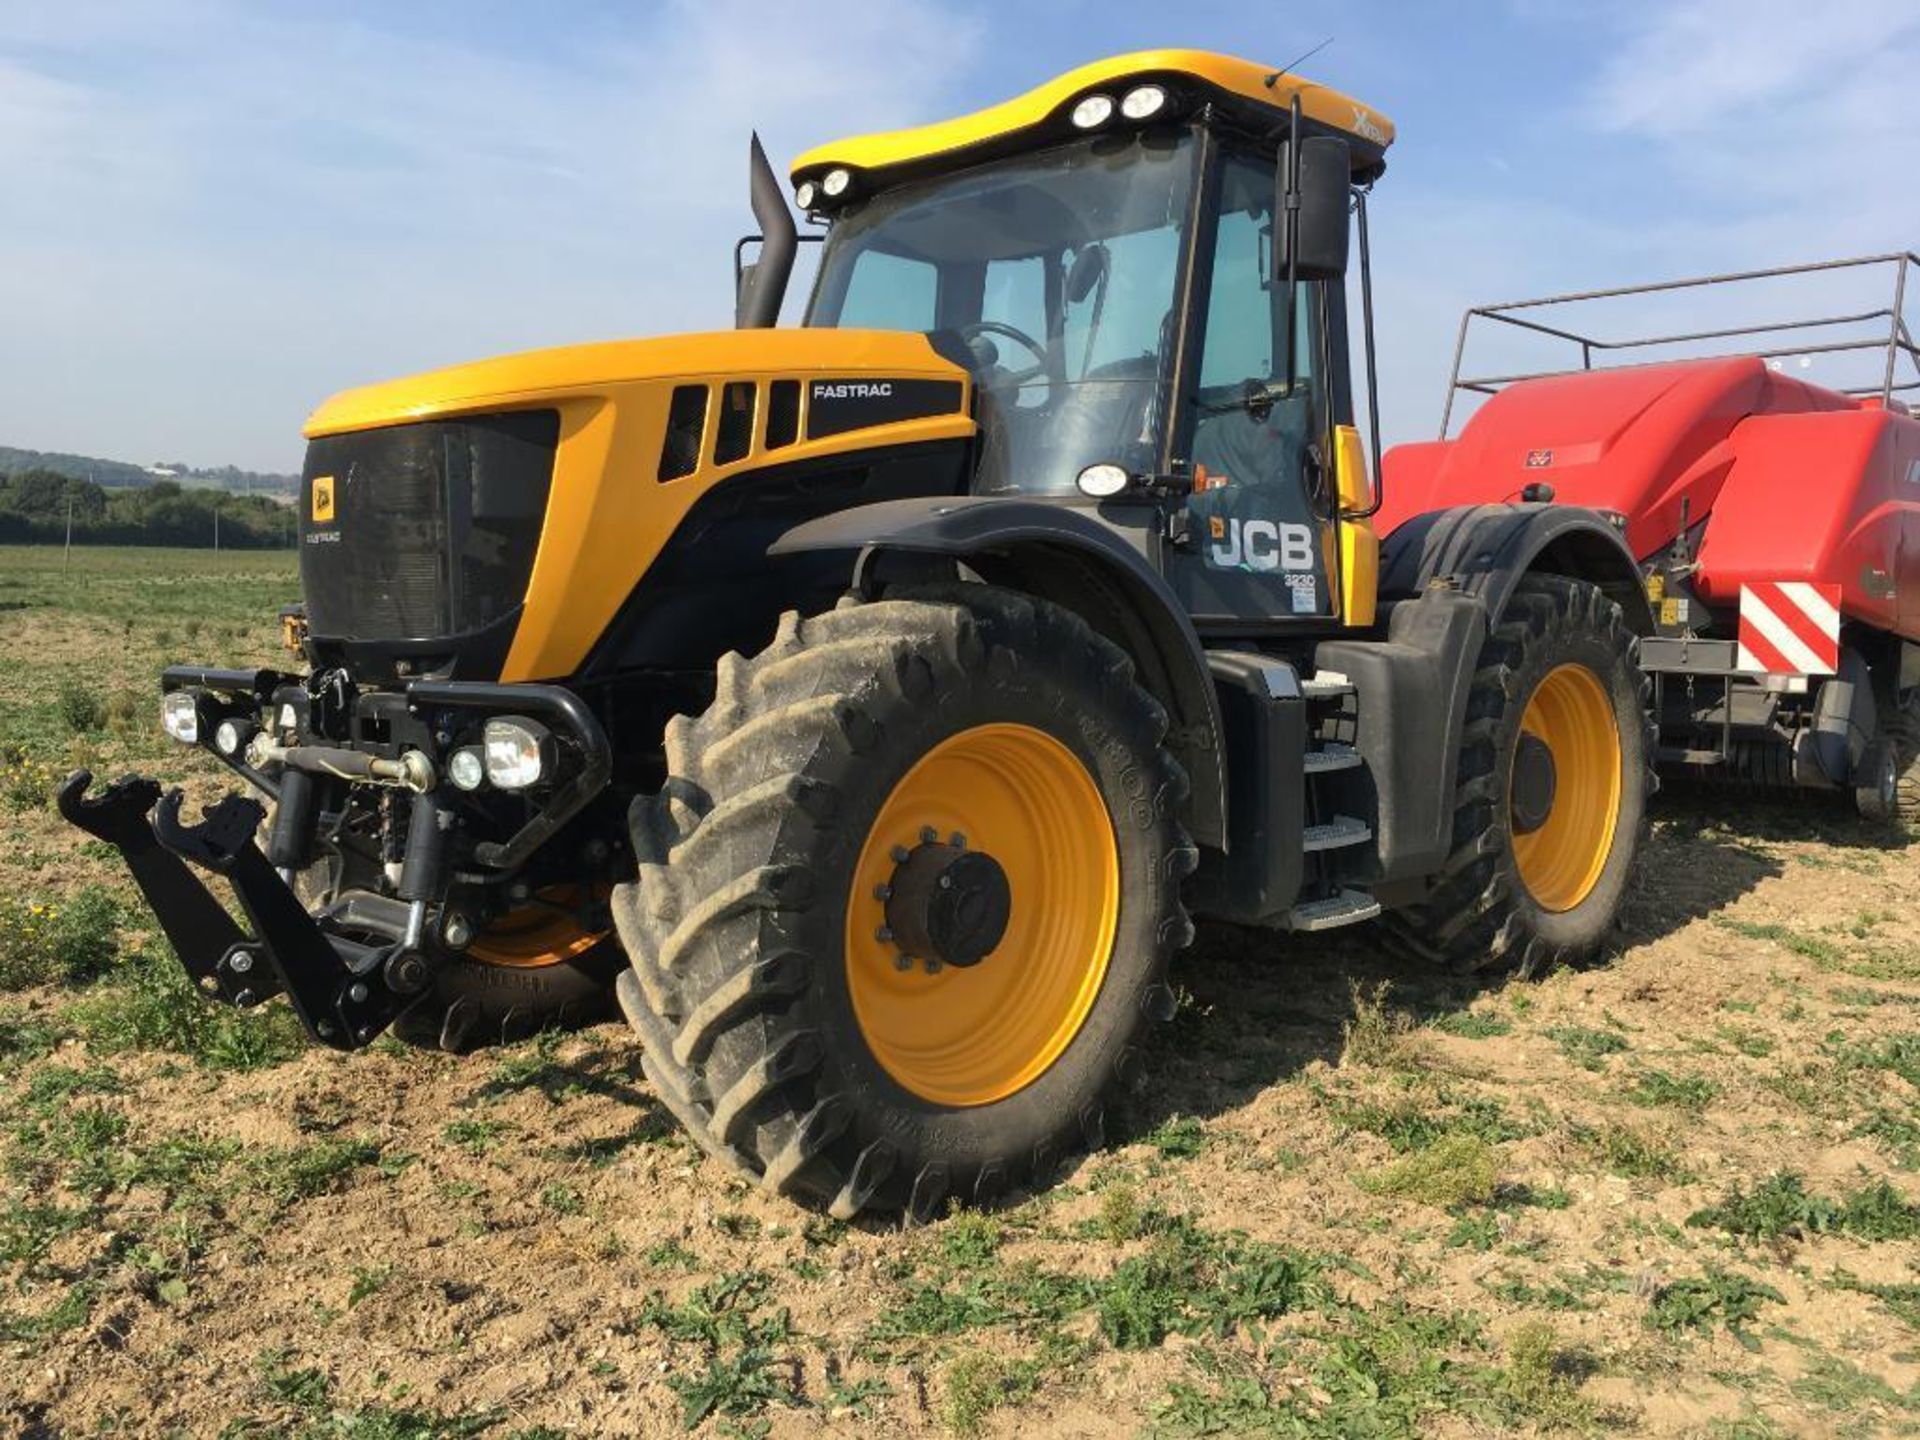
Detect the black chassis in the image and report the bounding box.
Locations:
[60,664,612,1052]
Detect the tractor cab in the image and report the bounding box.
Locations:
[781,50,1394,628]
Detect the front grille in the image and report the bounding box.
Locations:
[300,411,560,643]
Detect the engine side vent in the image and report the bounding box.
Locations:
[658,384,710,481]
[765,379,801,450]
[714,381,756,465]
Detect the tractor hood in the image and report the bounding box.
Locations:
[297,328,976,685]
[305,328,970,436]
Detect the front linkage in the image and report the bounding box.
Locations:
[62,666,612,1052]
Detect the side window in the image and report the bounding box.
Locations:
[837,250,938,331]
[1200,207,1273,388]
[1199,209,1316,393]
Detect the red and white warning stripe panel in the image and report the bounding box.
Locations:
[1736,581,1841,676]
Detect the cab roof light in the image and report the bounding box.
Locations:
[1069,93,1115,129]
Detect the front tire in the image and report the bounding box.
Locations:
[610,586,1195,1219]
[1384,574,1652,976]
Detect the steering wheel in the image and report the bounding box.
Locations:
[958,320,1049,388]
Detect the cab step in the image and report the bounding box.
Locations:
[1287,888,1383,932]
[1303,742,1362,775]
[1300,671,1353,701]
[1302,815,1371,852]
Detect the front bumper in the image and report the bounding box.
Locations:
[63,671,612,1051]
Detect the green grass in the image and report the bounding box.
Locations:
[1356,1134,1499,1209]
[1647,1268,1784,1349]
[1620,1067,1719,1110]
[1569,1119,1690,1182]
[631,1270,800,1429]
[1686,1171,1920,1242]
[1543,1024,1630,1071]
[1429,1009,1514,1039]
[1327,1088,1533,1153]
[1830,1268,1920,1329]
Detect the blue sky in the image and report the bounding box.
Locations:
[2,0,1917,473]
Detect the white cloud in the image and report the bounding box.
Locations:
[1586,0,1920,135]
[0,0,982,470]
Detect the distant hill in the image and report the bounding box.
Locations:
[0,444,297,497]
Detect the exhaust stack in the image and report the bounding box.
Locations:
[736,132,797,329]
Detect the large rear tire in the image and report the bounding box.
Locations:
[610,586,1196,1219]
[1384,574,1652,976]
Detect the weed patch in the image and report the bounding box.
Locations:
[1569,1119,1689,1182]
[1357,1134,1498,1209]
[1647,1267,1783,1348]
[1683,1170,1920,1241]
[1621,1067,1719,1110]
[1544,1024,1629,1071]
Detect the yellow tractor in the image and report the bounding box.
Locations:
[64,51,1653,1219]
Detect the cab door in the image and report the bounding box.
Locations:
[1166,149,1338,625]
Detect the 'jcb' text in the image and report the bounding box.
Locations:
[1209,519,1316,572]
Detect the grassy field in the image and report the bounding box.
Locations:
[1,544,1918,1438]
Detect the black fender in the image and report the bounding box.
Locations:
[770,495,1227,849]
[1380,503,1655,634]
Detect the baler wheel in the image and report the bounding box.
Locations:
[609,585,1195,1219]
[1383,574,1653,977]
[1856,689,1920,829]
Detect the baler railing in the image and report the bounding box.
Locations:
[1442,251,1920,437]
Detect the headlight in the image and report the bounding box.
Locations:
[794,180,818,210]
[821,168,851,198]
[1075,463,1131,498]
[482,717,552,790]
[213,718,256,757]
[161,692,199,744]
[447,747,486,792]
[1121,84,1167,120]
[1070,93,1115,129]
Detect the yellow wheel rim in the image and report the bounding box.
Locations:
[466,887,608,968]
[845,723,1119,1108]
[1510,663,1623,913]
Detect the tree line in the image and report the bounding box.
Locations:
[0,469,295,549]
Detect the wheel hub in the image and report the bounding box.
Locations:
[883,840,1012,969]
[1510,732,1558,835]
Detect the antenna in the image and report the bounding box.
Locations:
[1264,35,1334,89]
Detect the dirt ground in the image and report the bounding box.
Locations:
[2,547,1917,1438]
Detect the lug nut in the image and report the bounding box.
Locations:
[228,951,253,974]
[875,925,894,943]
[923,958,943,975]
[347,982,369,1003]
[939,875,953,890]
[890,844,912,864]
[950,832,967,849]
[894,954,915,972]
[920,826,939,844]
[872,883,892,901]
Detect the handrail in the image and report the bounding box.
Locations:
[1441,252,1920,436]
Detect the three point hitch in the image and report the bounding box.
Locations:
[59,770,421,1051]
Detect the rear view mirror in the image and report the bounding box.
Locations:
[1277,135,1352,281]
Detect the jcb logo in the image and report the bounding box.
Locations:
[1209,518,1315,573]
[311,475,336,524]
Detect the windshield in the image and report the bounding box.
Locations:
[807,133,1197,494]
